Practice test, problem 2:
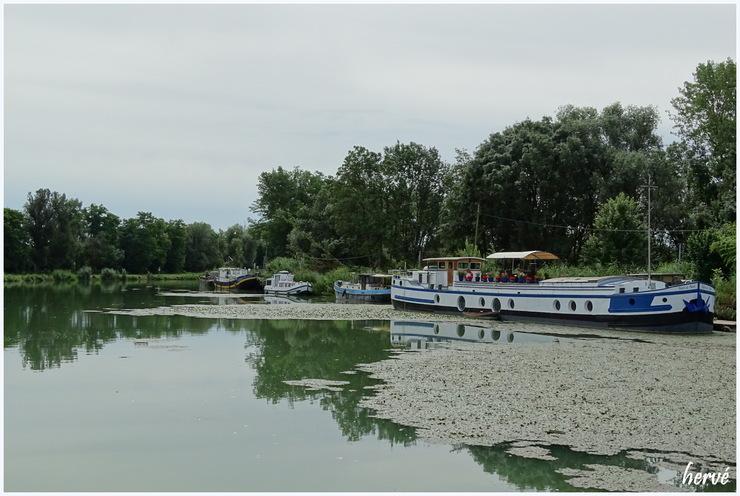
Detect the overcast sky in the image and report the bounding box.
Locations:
[4,3,736,231]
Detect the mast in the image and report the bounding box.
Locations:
[642,175,656,285]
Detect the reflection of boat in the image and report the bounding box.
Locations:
[391,252,715,333]
[264,271,313,296]
[212,267,261,291]
[263,295,305,304]
[334,274,391,303]
[390,320,561,349]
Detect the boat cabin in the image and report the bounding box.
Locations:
[267,270,296,288]
[218,267,251,279]
[422,257,485,287]
[357,273,391,290]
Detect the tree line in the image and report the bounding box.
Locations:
[4,198,263,275]
[4,59,736,284]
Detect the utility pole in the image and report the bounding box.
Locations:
[641,175,657,285]
[474,202,480,248]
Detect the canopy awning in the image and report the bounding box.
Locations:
[486,250,559,261]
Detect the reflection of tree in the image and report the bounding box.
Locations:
[464,443,739,492]
[247,318,417,446]
[4,282,209,370]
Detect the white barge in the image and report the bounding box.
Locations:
[264,271,313,296]
[391,252,715,333]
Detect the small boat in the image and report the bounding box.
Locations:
[212,267,261,291]
[264,271,313,296]
[334,273,392,303]
[391,251,715,334]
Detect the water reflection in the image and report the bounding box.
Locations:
[390,320,563,349]
[4,282,212,370]
[243,318,416,446]
[4,284,734,492]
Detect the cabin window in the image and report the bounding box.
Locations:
[428,262,438,269]
[586,300,594,312]
[633,287,639,292]
[456,296,466,312]
[458,262,469,269]
[439,262,446,269]
[554,300,561,311]
[619,288,625,294]
[471,262,482,270]
[569,300,577,312]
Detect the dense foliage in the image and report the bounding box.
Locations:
[4,60,736,296]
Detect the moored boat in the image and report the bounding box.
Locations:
[211,267,261,291]
[334,273,392,303]
[264,271,313,296]
[391,251,715,333]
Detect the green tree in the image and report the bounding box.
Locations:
[185,222,221,272]
[222,224,260,268]
[285,182,342,267]
[120,212,171,274]
[164,219,187,273]
[4,207,31,273]
[449,104,665,263]
[250,167,328,259]
[382,142,449,262]
[24,188,83,271]
[580,193,646,268]
[80,204,122,270]
[331,146,387,266]
[709,222,736,273]
[669,58,736,224]
[462,116,602,260]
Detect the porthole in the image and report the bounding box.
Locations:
[507,333,514,343]
[478,329,485,340]
[457,324,465,337]
[479,297,486,307]
[586,300,594,312]
[554,300,561,311]
[435,294,440,303]
[433,324,440,335]
[569,300,577,312]
[629,298,636,305]
[508,299,515,309]
[492,298,502,313]
[662,298,668,303]
[457,295,466,312]
[492,330,501,341]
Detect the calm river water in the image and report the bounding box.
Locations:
[3,282,732,492]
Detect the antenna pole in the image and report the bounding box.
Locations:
[641,175,657,285]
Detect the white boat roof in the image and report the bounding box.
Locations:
[486,250,559,260]
[541,276,639,286]
[422,256,486,262]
